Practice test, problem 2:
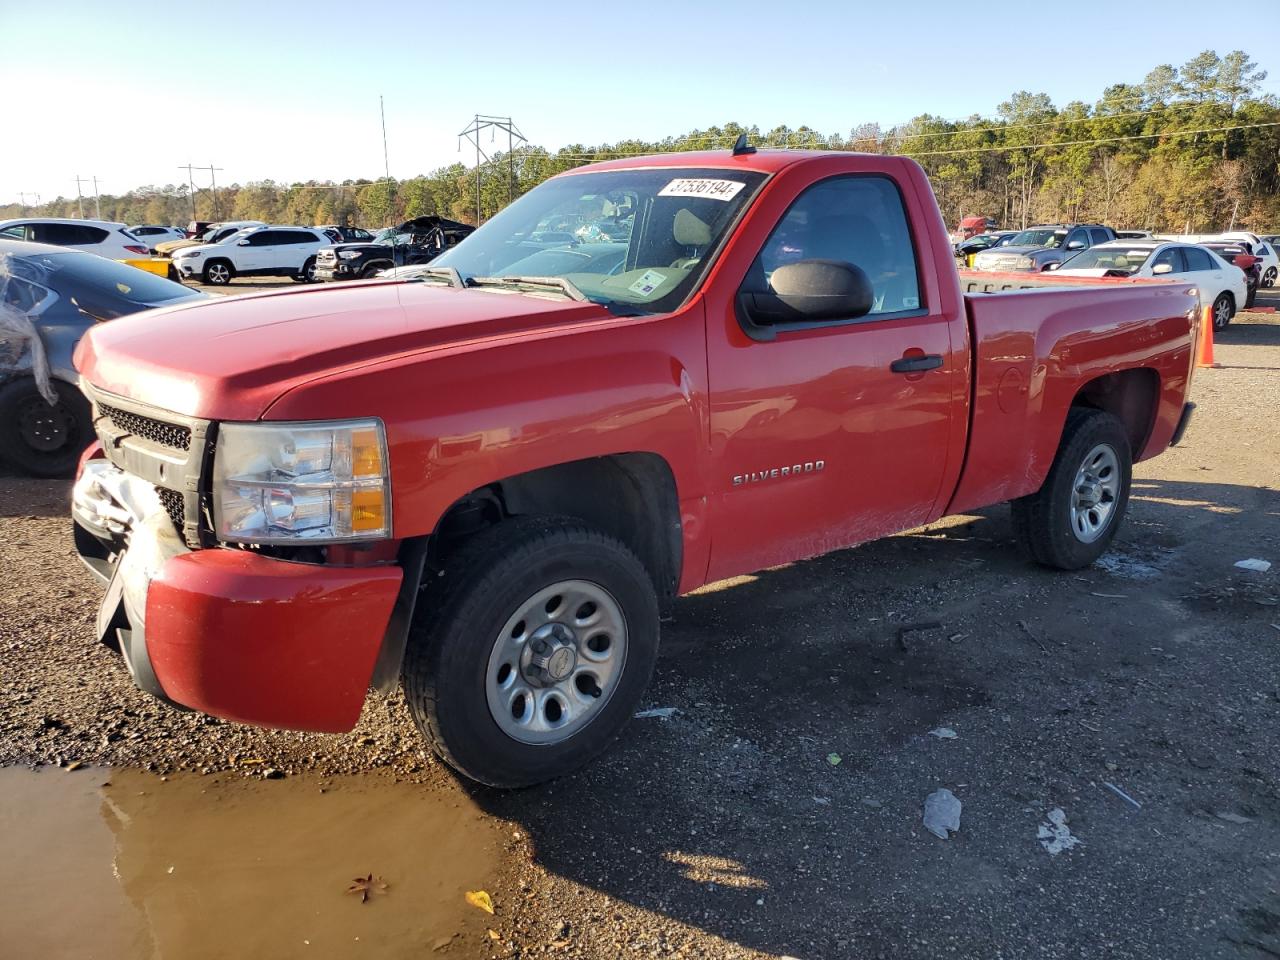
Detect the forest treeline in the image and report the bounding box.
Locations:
[4,50,1276,233]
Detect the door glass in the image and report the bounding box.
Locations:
[1151,248,1182,273]
[1183,247,1214,271]
[750,175,921,315]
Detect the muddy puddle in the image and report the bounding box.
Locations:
[0,767,506,958]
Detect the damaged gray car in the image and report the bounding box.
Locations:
[0,241,206,477]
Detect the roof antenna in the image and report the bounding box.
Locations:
[731,133,756,156]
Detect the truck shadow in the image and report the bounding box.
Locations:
[1217,316,1280,348]
[462,476,1280,957]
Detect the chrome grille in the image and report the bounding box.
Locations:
[98,403,192,452]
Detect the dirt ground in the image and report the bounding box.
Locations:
[1,290,1278,960]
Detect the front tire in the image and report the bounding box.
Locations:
[403,517,659,788]
[1011,408,1132,570]
[202,260,233,286]
[0,379,92,478]
[1264,266,1277,288]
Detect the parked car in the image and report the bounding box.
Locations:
[972,223,1117,272]
[128,225,185,250]
[955,231,1019,263]
[0,219,151,260]
[1054,240,1249,330]
[315,216,475,281]
[316,225,376,243]
[1201,242,1260,311]
[1244,239,1278,288]
[154,220,265,258]
[0,241,206,476]
[1114,230,1154,240]
[172,224,332,285]
[72,148,1197,787]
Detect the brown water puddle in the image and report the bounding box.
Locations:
[0,767,505,958]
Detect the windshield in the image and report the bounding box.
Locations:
[1010,229,1067,248]
[1059,247,1153,273]
[432,167,768,312]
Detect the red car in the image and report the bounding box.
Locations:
[72,148,1198,786]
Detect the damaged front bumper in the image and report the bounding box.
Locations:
[72,458,403,732]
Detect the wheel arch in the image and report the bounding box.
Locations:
[1069,367,1160,459]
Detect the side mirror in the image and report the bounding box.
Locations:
[1065,240,1085,251]
[1152,262,1173,275]
[1046,262,1061,271]
[236,239,251,246]
[738,259,874,341]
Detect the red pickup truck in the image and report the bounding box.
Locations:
[71,148,1198,786]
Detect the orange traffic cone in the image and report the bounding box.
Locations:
[1197,303,1218,368]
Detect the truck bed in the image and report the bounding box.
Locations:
[946,272,1200,515]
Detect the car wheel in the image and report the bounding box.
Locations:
[0,379,93,478]
[403,516,660,788]
[1264,266,1277,288]
[297,257,318,283]
[1211,292,1234,331]
[1011,408,1132,570]
[202,260,233,286]
[360,263,387,279]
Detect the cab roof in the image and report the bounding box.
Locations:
[559,149,866,176]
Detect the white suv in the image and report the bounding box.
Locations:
[0,218,151,259]
[172,225,332,285]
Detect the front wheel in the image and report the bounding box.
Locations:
[403,517,659,788]
[1264,266,1277,288]
[1011,408,1132,570]
[202,260,233,286]
[0,379,92,478]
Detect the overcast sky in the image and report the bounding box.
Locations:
[1,0,1273,206]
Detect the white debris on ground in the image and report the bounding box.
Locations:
[1093,549,1168,580]
[923,788,962,839]
[1038,808,1082,855]
[633,707,679,719]
[1234,558,1272,573]
[929,727,958,739]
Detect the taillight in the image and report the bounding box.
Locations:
[124,244,150,255]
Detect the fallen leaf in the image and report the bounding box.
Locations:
[346,873,389,903]
[465,889,494,914]
[65,760,84,772]
[239,758,266,766]
[826,753,842,766]
[487,929,501,940]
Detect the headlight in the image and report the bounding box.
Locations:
[338,250,364,260]
[212,419,391,544]
[1015,256,1034,269]
[177,250,202,259]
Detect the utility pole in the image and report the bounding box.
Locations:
[380,95,391,180]
[92,176,102,219]
[74,175,89,218]
[206,165,223,219]
[458,114,527,225]
[179,164,198,221]
[18,193,41,214]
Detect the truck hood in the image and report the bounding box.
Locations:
[324,242,396,255]
[977,245,1051,258]
[75,281,611,420]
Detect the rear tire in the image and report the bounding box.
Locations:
[1264,266,1277,288]
[0,379,92,478]
[403,516,659,788]
[296,257,318,283]
[1211,292,1234,331]
[1011,408,1132,570]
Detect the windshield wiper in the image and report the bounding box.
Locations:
[469,275,589,302]
[404,265,466,289]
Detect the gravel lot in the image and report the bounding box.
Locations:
[2,291,1278,959]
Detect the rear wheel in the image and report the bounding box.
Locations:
[403,516,659,788]
[202,260,233,285]
[1011,408,1132,570]
[1264,266,1277,288]
[296,257,318,283]
[0,379,92,478]
[1211,292,1234,331]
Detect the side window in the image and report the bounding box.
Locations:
[1183,247,1214,271]
[246,231,279,246]
[79,226,109,244]
[1150,248,1184,274]
[750,175,921,316]
[0,224,28,240]
[1089,228,1110,245]
[280,231,316,245]
[1065,229,1088,249]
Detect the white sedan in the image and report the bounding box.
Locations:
[1055,240,1250,330]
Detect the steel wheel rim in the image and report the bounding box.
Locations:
[485,579,628,746]
[17,396,72,452]
[1070,443,1120,543]
[1214,297,1230,327]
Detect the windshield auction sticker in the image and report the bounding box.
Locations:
[629,270,667,296]
[658,178,745,201]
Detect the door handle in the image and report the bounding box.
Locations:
[890,354,944,373]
